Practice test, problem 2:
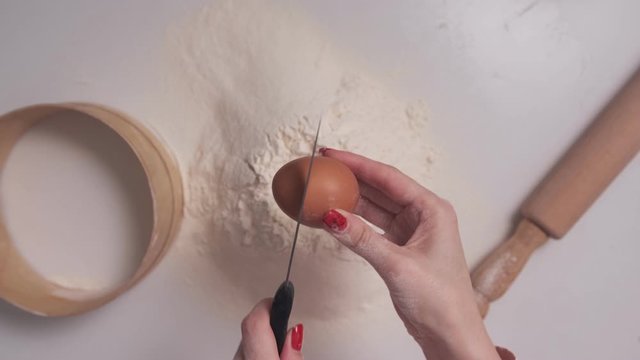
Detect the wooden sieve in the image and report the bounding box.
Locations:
[0,103,183,316]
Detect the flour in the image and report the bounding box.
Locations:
[170,0,438,261]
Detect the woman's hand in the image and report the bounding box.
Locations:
[320,148,501,360]
[233,299,304,360]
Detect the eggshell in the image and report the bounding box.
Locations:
[272,156,359,228]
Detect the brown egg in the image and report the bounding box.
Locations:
[272,156,359,228]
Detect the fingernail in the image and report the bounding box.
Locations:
[495,346,515,360]
[292,323,304,351]
[318,147,332,156]
[323,209,347,232]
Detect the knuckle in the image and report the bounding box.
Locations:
[384,257,406,278]
[419,197,458,226]
[387,164,401,174]
[381,163,402,179]
[350,224,371,251]
[436,198,456,217]
[240,315,259,336]
[384,254,419,280]
[388,165,406,179]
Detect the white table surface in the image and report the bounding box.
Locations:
[1,0,639,359]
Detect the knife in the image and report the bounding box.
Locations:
[269,118,322,354]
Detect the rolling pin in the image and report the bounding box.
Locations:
[472,67,640,317]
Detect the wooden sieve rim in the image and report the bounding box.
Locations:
[0,103,183,316]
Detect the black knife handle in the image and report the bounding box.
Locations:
[269,280,295,354]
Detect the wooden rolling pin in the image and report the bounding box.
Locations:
[472,68,640,317]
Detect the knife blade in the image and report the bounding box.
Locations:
[269,118,322,354]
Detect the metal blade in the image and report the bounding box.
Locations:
[284,118,322,281]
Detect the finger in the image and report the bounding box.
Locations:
[233,343,244,360]
[322,209,400,274]
[354,196,395,233]
[359,181,403,214]
[280,324,304,360]
[240,298,279,360]
[322,148,435,207]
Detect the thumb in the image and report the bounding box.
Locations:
[322,209,398,274]
[279,324,304,360]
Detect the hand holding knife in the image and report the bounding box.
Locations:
[269,118,322,354]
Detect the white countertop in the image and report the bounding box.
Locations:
[1,0,639,359]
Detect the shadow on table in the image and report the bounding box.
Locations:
[0,299,86,331]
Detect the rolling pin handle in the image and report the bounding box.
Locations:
[471,219,549,317]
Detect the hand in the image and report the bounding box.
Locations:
[320,149,501,360]
[234,299,304,360]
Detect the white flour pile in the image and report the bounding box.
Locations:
[172,0,435,256]
[169,0,438,261]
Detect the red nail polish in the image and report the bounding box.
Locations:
[292,323,304,351]
[319,147,331,155]
[323,210,347,232]
[495,346,515,360]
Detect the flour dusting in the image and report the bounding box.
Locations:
[170,0,438,260]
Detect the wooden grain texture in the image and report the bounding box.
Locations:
[473,67,640,317]
[472,219,548,317]
[522,68,640,238]
[0,103,183,317]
